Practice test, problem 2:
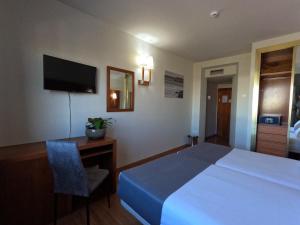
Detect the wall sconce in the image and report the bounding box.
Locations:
[111,92,118,100]
[137,55,154,86]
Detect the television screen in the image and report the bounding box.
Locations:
[43,55,97,93]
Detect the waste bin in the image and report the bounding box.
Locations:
[187,135,199,146]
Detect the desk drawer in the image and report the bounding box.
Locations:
[257,133,287,144]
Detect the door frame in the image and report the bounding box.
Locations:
[199,63,238,147]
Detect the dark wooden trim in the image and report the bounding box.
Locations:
[116,144,190,174]
[205,134,217,140]
[107,66,135,112]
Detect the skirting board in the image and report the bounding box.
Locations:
[121,200,150,225]
[205,134,217,139]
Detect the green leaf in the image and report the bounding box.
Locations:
[87,117,113,129]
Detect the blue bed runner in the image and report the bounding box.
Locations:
[118,143,231,225]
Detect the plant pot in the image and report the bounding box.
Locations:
[85,128,106,140]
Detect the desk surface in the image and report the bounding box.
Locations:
[0,136,116,162]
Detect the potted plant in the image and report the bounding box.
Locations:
[85,117,112,140]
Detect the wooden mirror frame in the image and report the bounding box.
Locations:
[107,66,135,112]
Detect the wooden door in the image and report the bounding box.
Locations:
[217,88,232,140]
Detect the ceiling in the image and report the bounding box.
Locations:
[59,0,300,61]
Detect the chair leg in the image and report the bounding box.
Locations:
[54,194,58,225]
[86,197,90,225]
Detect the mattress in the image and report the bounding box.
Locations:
[161,165,300,225]
[118,143,232,225]
[216,148,300,190]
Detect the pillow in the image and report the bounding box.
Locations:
[295,126,300,139]
[294,120,300,131]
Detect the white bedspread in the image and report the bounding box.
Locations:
[216,148,300,190]
[160,165,300,225]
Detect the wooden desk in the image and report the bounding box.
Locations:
[0,136,117,225]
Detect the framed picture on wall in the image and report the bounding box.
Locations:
[164,71,184,98]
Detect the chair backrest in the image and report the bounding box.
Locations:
[46,141,89,197]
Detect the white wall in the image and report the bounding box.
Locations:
[217,83,232,89]
[247,32,300,149]
[205,82,218,137]
[192,53,251,149]
[0,0,193,167]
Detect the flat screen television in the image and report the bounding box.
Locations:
[43,55,97,93]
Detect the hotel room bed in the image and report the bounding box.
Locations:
[118,143,300,225]
[161,165,300,225]
[118,143,231,225]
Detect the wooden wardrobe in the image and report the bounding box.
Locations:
[256,48,293,157]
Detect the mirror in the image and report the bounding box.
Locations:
[107,66,134,112]
[289,46,300,154]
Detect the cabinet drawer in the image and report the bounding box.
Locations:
[257,140,287,151]
[257,148,287,157]
[257,124,287,135]
[257,133,287,144]
[256,140,287,157]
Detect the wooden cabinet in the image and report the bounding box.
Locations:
[260,48,293,75]
[256,48,293,157]
[256,124,288,157]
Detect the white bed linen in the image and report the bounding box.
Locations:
[216,148,300,190]
[160,165,300,225]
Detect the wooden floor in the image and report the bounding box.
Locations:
[205,135,229,146]
[51,194,141,225]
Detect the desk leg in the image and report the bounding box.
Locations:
[112,140,117,193]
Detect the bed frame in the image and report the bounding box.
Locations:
[120,200,150,225]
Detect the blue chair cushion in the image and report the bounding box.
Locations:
[86,166,109,194]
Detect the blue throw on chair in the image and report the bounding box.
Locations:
[46,140,110,225]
